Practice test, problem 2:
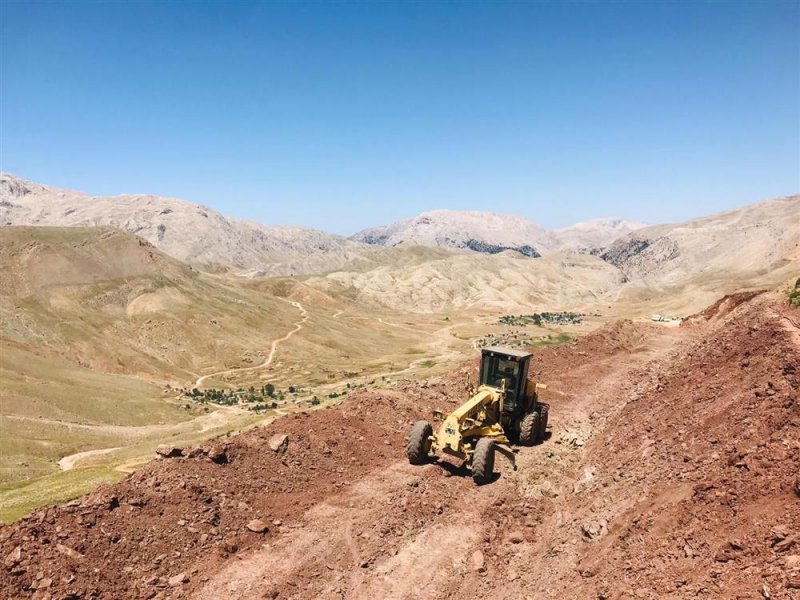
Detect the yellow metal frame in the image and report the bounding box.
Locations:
[429,383,512,462]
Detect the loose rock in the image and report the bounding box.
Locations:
[268,434,289,453]
[156,445,183,458]
[471,549,485,572]
[246,519,269,534]
[208,445,228,464]
[168,572,189,586]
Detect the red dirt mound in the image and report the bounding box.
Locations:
[570,295,799,598]
[684,289,767,324]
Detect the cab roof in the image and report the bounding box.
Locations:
[481,346,533,359]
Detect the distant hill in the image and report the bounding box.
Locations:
[352,209,646,256]
[602,195,800,283]
[0,173,368,276]
[2,173,796,299]
[554,218,649,252]
[352,209,557,257]
[306,249,624,313]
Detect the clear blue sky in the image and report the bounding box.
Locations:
[1,1,798,234]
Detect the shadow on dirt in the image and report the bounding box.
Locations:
[433,459,501,484]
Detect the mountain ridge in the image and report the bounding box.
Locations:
[351,208,648,256]
[2,173,798,286]
[0,172,366,276]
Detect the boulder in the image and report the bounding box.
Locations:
[268,434,289,453]
[581,519,608,541]
[208,445,228,464]
[246,519,269,534]
[156,445,183,458]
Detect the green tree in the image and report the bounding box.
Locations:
[265,383,276,397]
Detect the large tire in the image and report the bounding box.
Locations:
[406,421,432,465]
[538,403,549,442]
[519,411,540,446]
[472,438,495,485]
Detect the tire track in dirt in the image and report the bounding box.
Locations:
[191,462,489,600]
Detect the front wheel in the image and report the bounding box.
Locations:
[472,438,495,485]
[538,404,549,441]
[519,411,540,445]
[406,421,432,465]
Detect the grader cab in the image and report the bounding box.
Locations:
[406,346,549,484]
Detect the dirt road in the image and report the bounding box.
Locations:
[194,300,308,389]
[57,447,122,471]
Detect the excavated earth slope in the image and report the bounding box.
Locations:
[1,293,798,599]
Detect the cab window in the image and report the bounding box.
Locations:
[481,355,520,390]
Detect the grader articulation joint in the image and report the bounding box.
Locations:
[406,346,549,484]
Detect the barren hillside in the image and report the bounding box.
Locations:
[603,195,800,284]
[554,217,648,252]
[352,209,558,256]
[0,226,306,498]
[305,249,623,313]
[1,291,796,599]
[0,173,368,275]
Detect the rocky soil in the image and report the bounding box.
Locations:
[1,292,798,599]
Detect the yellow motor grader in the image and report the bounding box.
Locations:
[406,346,548,484]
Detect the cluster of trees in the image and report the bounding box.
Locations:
[185,384,294,407]
[499,311,585,327]
[183,383,351,413]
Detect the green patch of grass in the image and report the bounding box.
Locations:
[406,348,425,355]
[418,360,437,368]
[533,333,572,346]
[0,466,123,523]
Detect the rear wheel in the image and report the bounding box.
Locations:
[538,404,549,441]
[519,411,540,445]
[406,421,432,465]
[472,438,495,485]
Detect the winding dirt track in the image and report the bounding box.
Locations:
[57,447,122,471]
[193,300,308,389]
[53,406,247,472]
[56,301,307,473]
